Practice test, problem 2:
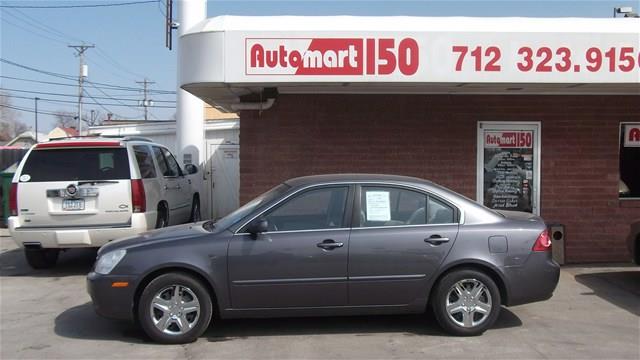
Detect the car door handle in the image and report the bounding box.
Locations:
[317,239,344,250]
[424,235,450,246]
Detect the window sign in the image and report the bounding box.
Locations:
[483,131,535,213]
[365,191,391,221]
[623,124,640,147]
[620,123,640,199]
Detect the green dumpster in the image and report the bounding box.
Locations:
[1,171,15,227]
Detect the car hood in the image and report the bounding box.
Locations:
[98,222,213,255]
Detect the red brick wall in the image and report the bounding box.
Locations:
[240,94,640,263]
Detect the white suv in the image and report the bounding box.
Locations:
[8,136,201,269]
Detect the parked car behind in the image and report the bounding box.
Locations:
[87,174,560,344]
[627,220,640,264]
[8,136,201,269]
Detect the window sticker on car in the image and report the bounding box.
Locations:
[366,191,391,221]
[19,174,31,182]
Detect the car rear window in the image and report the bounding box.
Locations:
[21,148,131,182]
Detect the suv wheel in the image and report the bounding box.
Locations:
[155,205,168,228]
[432,269,501,336]
[24,248,59,269]
[138,272,213,344]
[189,197,201,222]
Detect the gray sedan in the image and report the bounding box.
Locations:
[87,174,560,344]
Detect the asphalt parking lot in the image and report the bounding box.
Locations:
[1,233,639,360]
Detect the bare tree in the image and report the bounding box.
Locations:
[53,111,78,129]
[86,109,105,127]
[0,91,30,142]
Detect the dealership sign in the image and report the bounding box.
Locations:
[624,124,640,147]
[246,38,419,76]
[223,32,640,83]
[179,17,640,86]
[484,131,534,148]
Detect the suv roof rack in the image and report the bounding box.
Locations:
[99,135,154,142]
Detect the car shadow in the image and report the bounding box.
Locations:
[574,270,640,316]
[54,302,522,343]
[0,248,97,277]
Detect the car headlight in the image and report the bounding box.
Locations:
[95,249,127,275]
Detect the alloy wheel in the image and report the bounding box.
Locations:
[149,285,201,335]
[445,278,492,328]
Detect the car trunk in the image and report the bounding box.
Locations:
[16,146,133,228]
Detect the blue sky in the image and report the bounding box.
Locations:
[1,0,639,132]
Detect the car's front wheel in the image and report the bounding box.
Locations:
[432,269,501,336]
[137,272,213,344]
[24,248,59,269]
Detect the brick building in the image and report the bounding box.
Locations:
[179,16,640,263]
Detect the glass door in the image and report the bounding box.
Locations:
[477,122,541,215]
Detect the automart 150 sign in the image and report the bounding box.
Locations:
[235,32,640,83]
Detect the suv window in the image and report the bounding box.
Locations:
[133,145,157,179]
[162,148,182,177]
[20,148,130,182]
[261,186,349,232]
[152,146,176,177]
[360,187,456,227]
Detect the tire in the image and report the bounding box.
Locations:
[137,272,213,344]
[24,248,59,269]
[155,205,169,229]
[432,269,501,336]
[189,197,201,223]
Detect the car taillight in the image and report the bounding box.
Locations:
[9,183,18,216]
[131,179,146,213]
[532,228,552,252]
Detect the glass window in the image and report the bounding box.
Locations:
[620,123,640,199]
[427,196,455,224]
[152,146,171,177]
[21,148,130,182]
[133,145,157,179]
[162,148,182,177]
[262,186,348,231]
[360,187,427,227]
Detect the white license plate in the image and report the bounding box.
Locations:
[62,199,85,211]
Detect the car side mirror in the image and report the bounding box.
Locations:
[246,218,268,239]
[184,164,198,175]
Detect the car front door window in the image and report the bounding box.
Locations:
[261,186,349,232]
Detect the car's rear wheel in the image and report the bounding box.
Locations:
[138,272,213,344]
[155,204,169,228]
[24,248,59,269]
[189,196,201,222]
[432,269,501,336]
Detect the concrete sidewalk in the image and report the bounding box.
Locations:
[1,235,639,359]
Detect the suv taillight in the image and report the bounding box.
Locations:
[9,183,18,216]
[532,228,552,252]
[131,179,146,213]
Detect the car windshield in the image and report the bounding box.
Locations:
[204,183,291,231]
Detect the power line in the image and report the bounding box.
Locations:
[0,16,69,45]
[0,93,176,108]
[0,75,176,96]
[0,87,176,103]
[0,1,157,9]
[8,8,84,42]
[0,58,176,93]
[0,58,76,81]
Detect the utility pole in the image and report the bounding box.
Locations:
[34,97,39,143]
[68,44,94,134]
[136,78,155,121]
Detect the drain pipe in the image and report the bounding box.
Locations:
[230,98,276,112]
